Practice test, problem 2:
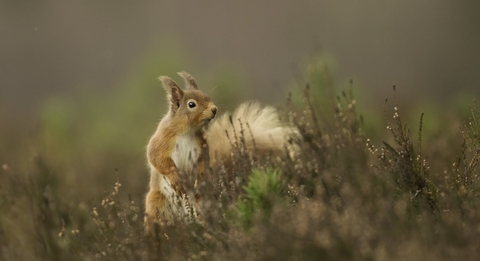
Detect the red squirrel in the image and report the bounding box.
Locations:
[145,72,293,231]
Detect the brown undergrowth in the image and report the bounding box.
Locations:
[1,63,480,260]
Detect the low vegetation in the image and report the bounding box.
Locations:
[1,56,479,260]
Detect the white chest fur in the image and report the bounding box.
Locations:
[171,132,201,173]
[153,132,201,222]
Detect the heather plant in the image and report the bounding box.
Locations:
[2,54,480,260]
[447,102,480,215]
[369,87,438,214]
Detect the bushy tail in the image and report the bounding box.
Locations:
[206,102,296,165]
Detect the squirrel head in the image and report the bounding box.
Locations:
[159,72,218,130]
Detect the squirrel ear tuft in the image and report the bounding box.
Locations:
[177,71,198,90]
[158,76,184,108]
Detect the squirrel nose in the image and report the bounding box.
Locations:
[211,107,217,116]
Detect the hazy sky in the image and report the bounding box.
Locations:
[1,1,479,117]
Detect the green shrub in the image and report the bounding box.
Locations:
[234,168,285,228]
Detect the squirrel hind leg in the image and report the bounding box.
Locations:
[144,190,171,232]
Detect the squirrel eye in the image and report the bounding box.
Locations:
[188,101,196,108]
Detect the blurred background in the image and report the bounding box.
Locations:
[1,1,480,197]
